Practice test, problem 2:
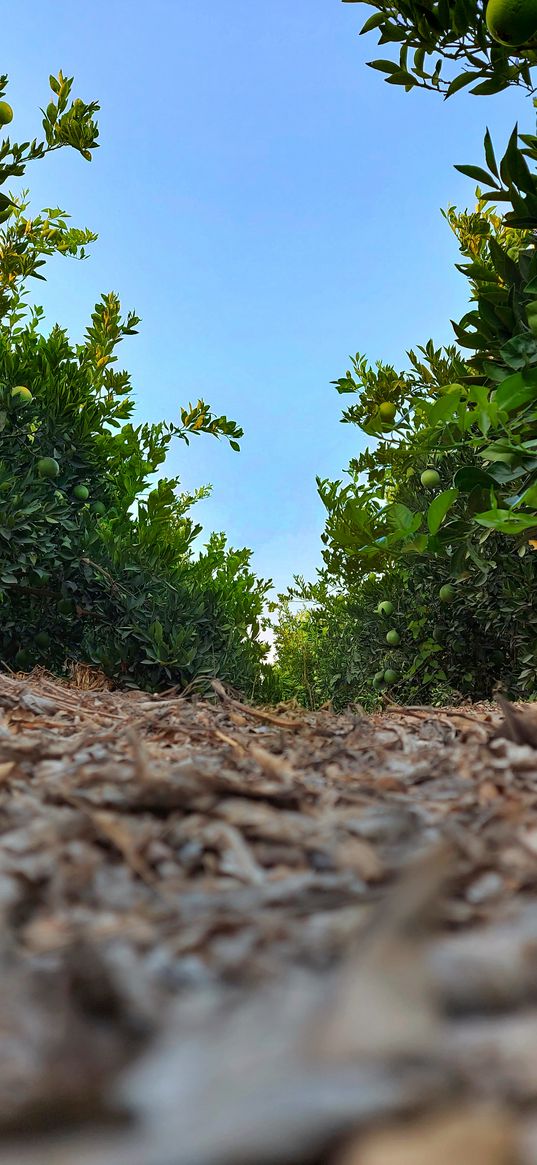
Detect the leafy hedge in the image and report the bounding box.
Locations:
[273,6,537,709]
[0,72,270,695]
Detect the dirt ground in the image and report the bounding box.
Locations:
[1,668,537,1164]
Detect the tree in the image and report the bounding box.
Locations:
[342,0,537,96]
[273,2,537,707]
[0,72,270,694]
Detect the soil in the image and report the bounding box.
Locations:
[0,668,537,1164]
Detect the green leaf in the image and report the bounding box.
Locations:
[500,333,537,371]
[367,60,400,74]
[453,466,495,492]
[402,534,428,554]
[484,128,499,178]
[445,72,482,98]
[427,388,461,426]
[359,12,385,33]
[385,70,416,86]
[516,481,537,508]
[488,237,519,284]
[385,504,422,536]
[474,509,537,534]
[470,79,509,96]
[480,439,520,464]
[494,367,537,412]
[427,489,459,535]
[454,163,498,187]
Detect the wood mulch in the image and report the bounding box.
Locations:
[0,669,537,1163]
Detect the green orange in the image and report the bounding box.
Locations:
[386,629,401,646]
[57,598,75,616]
[421,469,441,488]
[486,0,537,46]
[378,401,397,424]
[0,102,13,126]
[439,584,455,604]
[11,385,32,404]
[37,457,60,479]
[73,484,89,501]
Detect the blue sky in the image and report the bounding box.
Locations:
[4,0,527,593]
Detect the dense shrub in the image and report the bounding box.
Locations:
[273,7,537,709]
[0,72,270,694]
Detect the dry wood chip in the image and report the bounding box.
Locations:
[0,673,536,1163]
[337,1106,517,1165]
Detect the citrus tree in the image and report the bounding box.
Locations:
[0,72,270,693]
[273,0,537,707]
[343,0,537,95]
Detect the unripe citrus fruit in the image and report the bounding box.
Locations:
[92,500,106,515]
[57,598,75,616]
[384,668,399,685]
[73,484,89,501]
[439,583,455,604]
[421,468,441,488]
[373,670,385,686]
[377,600,394,617]
[386,629,400,646]
[14,648,30,671]
[35,631,50,650]
[11,385,32,404]
[0,102,13,126]
[37,457,60,479]
[378,401,397,423]
[486,0,537,45]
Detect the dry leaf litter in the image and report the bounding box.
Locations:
[0,671,537,1162]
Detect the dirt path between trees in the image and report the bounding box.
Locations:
[1,670,537,1163]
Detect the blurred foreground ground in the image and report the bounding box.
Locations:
[0,670,537,1164]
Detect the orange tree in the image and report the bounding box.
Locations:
[274,5,537,707]
[0,72,270,692]
[343,0,537,95]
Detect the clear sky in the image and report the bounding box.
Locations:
[3,0,526,594]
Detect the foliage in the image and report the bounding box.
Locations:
[275,123,537,707]
[273,2,537,710]
[0,73,270,694]
[342,0,537,96]
[273,544,537,709]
